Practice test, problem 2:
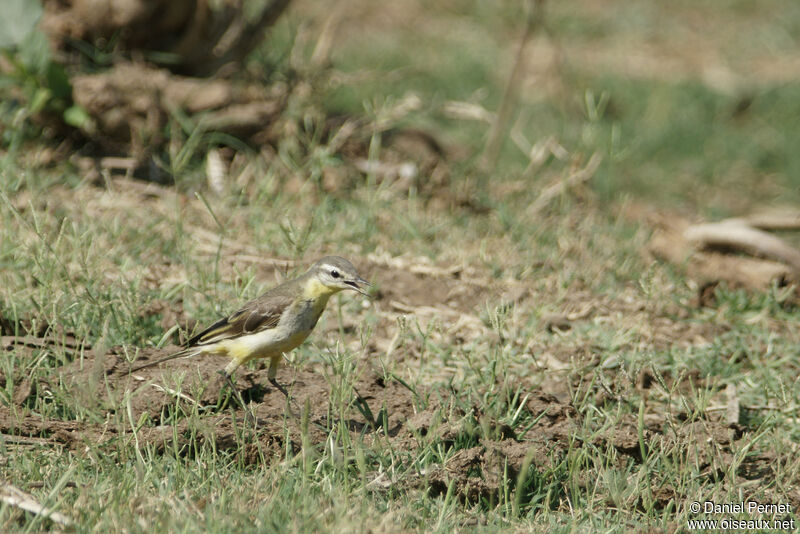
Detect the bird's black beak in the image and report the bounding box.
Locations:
[346,276,371,296]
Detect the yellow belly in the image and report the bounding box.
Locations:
[212,325,308,365]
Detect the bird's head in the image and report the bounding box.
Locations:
[309,256,371,296]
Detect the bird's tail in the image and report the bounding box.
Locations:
[129,346,200,373]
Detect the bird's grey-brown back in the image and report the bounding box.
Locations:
[185,269,307,347]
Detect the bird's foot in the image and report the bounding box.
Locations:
[268,377,290,397]
[269,377,303,418]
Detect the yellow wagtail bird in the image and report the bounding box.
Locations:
[130,256,370,406]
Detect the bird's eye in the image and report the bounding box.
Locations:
[330,270,340,278]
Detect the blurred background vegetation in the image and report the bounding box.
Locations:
[2,0,799,214]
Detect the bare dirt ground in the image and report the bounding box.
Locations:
[2,335,790,507]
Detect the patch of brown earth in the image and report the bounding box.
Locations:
[0,334,784,507]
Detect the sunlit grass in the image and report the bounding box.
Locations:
[2,0,800,531]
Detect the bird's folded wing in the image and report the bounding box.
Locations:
[186,293,293,346]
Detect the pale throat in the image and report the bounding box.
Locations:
[302,277,341,303]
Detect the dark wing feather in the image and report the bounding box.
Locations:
[185,292,294,347]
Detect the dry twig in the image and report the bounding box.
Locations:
[685,219,800,273]
[738,211,800,231]
[0,480,72,528]
[528,153,602,217]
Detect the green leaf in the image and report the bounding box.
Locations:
[63,105,90,128]
[45,62,71,101]
[29,86,51,114]
[0,0,43,49]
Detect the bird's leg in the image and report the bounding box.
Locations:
[268,356,303,417]
[268,355,291,399]
[218,369,256,425]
